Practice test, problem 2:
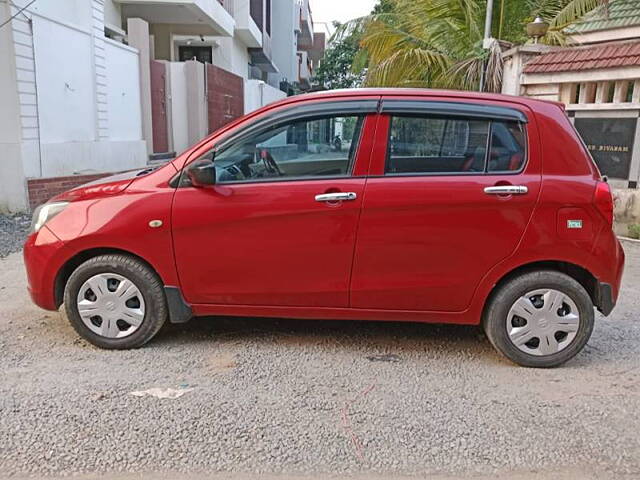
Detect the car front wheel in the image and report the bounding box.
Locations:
[483,270,595,368]
[64,254,167,349]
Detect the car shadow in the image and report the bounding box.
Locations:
[148,315,635,369]
[150,315,501,361]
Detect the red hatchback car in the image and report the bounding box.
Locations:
[24,88,625,367]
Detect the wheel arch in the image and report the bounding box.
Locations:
[54,247,163,309]
[482,260,599,321]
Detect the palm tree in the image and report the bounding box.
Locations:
[340,0,607,92]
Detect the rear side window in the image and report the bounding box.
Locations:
[387,116,490,174]
[487,121,527,173]
[386,115,527,175]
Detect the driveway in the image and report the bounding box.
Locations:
[1,242,639,479]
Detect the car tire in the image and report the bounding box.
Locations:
[483,270,594,368]
[64,254,167,349]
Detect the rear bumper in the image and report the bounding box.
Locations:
[595,238,625,316]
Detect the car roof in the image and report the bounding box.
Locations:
[190,87,562,165]
[266,87,564,112]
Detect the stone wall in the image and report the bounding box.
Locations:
[614,188,640,237]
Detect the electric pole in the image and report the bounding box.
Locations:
[480,0,494,92]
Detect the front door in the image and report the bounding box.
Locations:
[351,100,542,312]
[172,110,375,307]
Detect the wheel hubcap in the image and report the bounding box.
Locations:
[76,273,145,339]
[506,288,580,356]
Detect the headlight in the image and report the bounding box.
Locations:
[30,202,69,234]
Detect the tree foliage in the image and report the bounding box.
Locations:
[321,0,607,92]
[313,0,395,90]
[314,24,365,90]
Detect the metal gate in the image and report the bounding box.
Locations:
[206,64,245,134]
[150,60,169,153]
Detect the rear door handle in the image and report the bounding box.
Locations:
[484,186,528,195]
[315,192,357,202]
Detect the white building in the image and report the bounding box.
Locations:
[269,0,326,93]
[0,0,147,212]
[269,0,301,89]
[0,0,323,212]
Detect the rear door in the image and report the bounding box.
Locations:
[351,99,542,312]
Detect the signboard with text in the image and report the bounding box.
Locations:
[574,117,636,180]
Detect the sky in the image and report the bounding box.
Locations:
[309,0,377,33]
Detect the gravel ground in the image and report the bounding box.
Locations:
[0,214,31,258]
[1,242,639,480]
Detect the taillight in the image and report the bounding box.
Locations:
[594,181,614,227]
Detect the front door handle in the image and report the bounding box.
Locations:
[484,185,528,195]
[315,192,357,202]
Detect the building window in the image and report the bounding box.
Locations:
[266,0,272,35]
[178,46,213,63]
[606,83,616,103]
[250,0,263,30]
[626,81,635,103]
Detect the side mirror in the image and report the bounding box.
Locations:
[187,159,216,187]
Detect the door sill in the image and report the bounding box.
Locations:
[190,303,476,325]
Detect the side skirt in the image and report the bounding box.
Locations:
[190,303,478,325]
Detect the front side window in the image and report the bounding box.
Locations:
[210,115,365,183]
[386,115,527,175]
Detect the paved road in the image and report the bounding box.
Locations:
[1,243,639,479]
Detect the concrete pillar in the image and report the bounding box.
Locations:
[559,83,577,105]
[579,83,596,104]
[633,80,640,104]
[127,18,153,155]
[0,2,28,212]
[595,82,610,104]
[629,113,640,187]
[613,81,629,104]
[185,60,207,145]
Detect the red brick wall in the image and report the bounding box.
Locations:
[207,64,244,134]
[27,173,113,210]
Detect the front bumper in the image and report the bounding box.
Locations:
[23,226,69,311]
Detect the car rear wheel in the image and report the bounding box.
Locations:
[64,254,167,349]
[483,270,594,368]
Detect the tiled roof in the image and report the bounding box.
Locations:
[565,0,640,34]
[522,40,640,73]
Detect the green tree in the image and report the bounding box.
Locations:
[373,0,395,14]
[314,0,395,90]
[314,23,365,90]
[337,0,606,92]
